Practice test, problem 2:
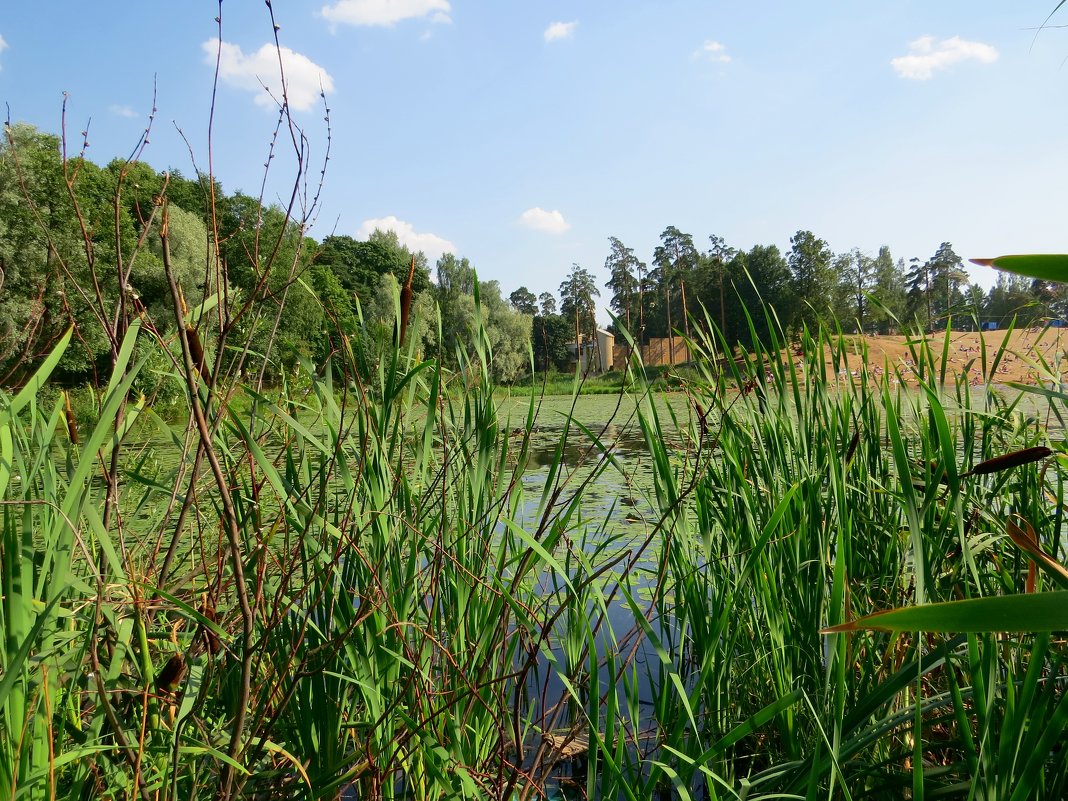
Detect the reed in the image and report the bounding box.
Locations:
[601,307,1068,797]
[3,297,1068,799]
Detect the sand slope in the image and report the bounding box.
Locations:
[812,328,1068,385]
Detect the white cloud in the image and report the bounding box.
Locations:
[204,40,335,111]
[109,104,139,119]
[356,216,456,261]
[544,21,578,43]
[891,35,998,80]
[0,34,8,70]
[321,0,451,27]
[693,39,731,63]
[518,207,570,235]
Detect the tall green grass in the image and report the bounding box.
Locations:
[3,299,1067,799]
[606,310,1068,798]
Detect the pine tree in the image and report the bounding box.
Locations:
[651,226,699,354]
[559,264,600,373]
[604,237,641,336]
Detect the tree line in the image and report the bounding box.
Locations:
[5,123,1066,389]
[0,123,530,392]
[513,226,1068,372]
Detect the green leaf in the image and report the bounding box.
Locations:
[969,254,1068,284]
[0,327,73,422]
[705,689,803,757]
[824,592,1068,633]
[0,595,63,708]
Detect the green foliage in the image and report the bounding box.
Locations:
[695,233,736,338]
[985,272,1047,325]
[532,313,572,372]
[8,276,1068,799]
[365,272,436,358]
[0,124,105,380]
[559,262,600,347]
[473,279,532,382]
[649,225,699,340]
[838,247,875,330]
[869,246,907,333]
[787,228,835,332]
[10,118,1068,391]
[2,324,145,801]
[141,203,211,324]
[906,242,969,330]
[509,285,538,315]
[724,243,791,348]
[432,254,532,380]
[604,236,642,336]
[657,312,1068,797]
[315,230,430,303]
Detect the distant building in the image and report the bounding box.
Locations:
[568,329,614,374]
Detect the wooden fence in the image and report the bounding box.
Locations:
[612,336,689,369]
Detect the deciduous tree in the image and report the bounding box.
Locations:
[509,286,538,315]
[868,247,906,334]
[729,244,791,348]
[840,247,875,332]
[787,230,835,333]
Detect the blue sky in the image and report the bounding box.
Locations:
[2,2,1067,314]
